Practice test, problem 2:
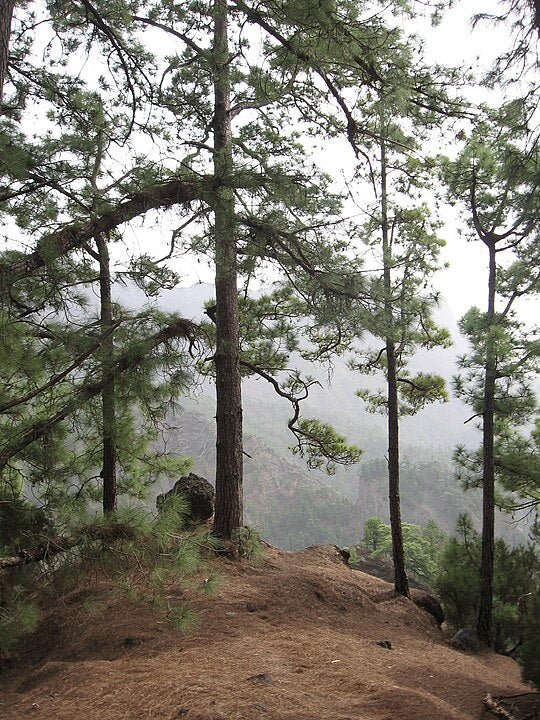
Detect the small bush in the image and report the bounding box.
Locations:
[232,526,265,561]
[0,490,52,554]
[436,514,540,656]
[518,589,540,689]
[0,587,39,658]
[0,501,219,658]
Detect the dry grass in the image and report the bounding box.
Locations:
[0,544,532,720]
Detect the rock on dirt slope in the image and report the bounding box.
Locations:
[0,545,532,720]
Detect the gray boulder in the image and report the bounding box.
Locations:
[156,473,215,523]
[450,627,482,652]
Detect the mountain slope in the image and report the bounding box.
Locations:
[156,404,509,549]
[127,283,528,546]
[0,545,530,720]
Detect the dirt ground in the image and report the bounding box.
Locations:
[0,544,532,720]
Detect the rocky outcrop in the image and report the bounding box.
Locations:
[156,473,215,523]
[410,589,445,625]
[450,627,483,652]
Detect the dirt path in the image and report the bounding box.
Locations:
[0,545,531,720]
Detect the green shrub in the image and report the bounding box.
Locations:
[358,516,445,587]
[518,588,540,688]
[0,501,219,658]
[0,490,52,554]
[0,586,39,658]
[435,513,540,656]
[232,526,265,561]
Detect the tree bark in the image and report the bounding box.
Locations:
[380,135,409,598]
[477,240,497,645]
[212,0,243,540]
[0,0,15,110]
[532,0,540,33]
[0,174,270,286]
[96,233,117,515]
[386,338,409,596]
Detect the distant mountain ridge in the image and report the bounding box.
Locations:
[121,283,528,548]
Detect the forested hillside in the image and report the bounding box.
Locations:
[147,283,528,549]
[1,0,539,695]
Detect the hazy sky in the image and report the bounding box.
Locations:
[423,2,515,320]
[163,2,537,325]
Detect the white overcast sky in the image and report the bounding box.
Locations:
[412,1,537,324]
[422,2,513,321]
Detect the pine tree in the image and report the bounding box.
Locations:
[436,513,540,656]
[89,122,117,515]
[348,67,453,595]
[493,419,540,513]
[0,5,203,518]
[211,0,243,539]
[126,0,404,540]
[0,0,15,108]
[443,101,540,645]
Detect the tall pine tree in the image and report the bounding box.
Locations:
[443,101,540,644]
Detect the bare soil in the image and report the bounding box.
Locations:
[0,544,532,720]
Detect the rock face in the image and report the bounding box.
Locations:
[156,473,215,523]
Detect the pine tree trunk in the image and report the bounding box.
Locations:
[96,233,117,515]
[380,134,409,598]
[212,0,243,540]
[0,0,15,109]
[386,339,409,596]
[477,240,497,644]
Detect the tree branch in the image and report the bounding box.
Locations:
[0,320,123,414]
[0,522,138,572]
[0,317,200,471]
[132,15,208,58]
[0,177,206,284]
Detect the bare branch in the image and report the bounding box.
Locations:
[132,15,208,58]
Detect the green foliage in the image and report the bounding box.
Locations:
[518,588,540,689]
[0,305,197,513]
[435,513,480,628]
[350,54,454,421]
[445,106,540,519]
[357,516,446,586]
[362,516,392,553]
[232,526,265,562]
[493,419,540,514]
[201,570,222,595]
[0,490,52,554]
[290,418,362,474]
[435,514,540,654]
[0,587,39,658]
[0,502,220,657]
[442,101,539,642]
[397,373,449,415]
[201,288,363,476]
[152,493,192,541]
[164,604,199,632]
[80,596,105,619]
